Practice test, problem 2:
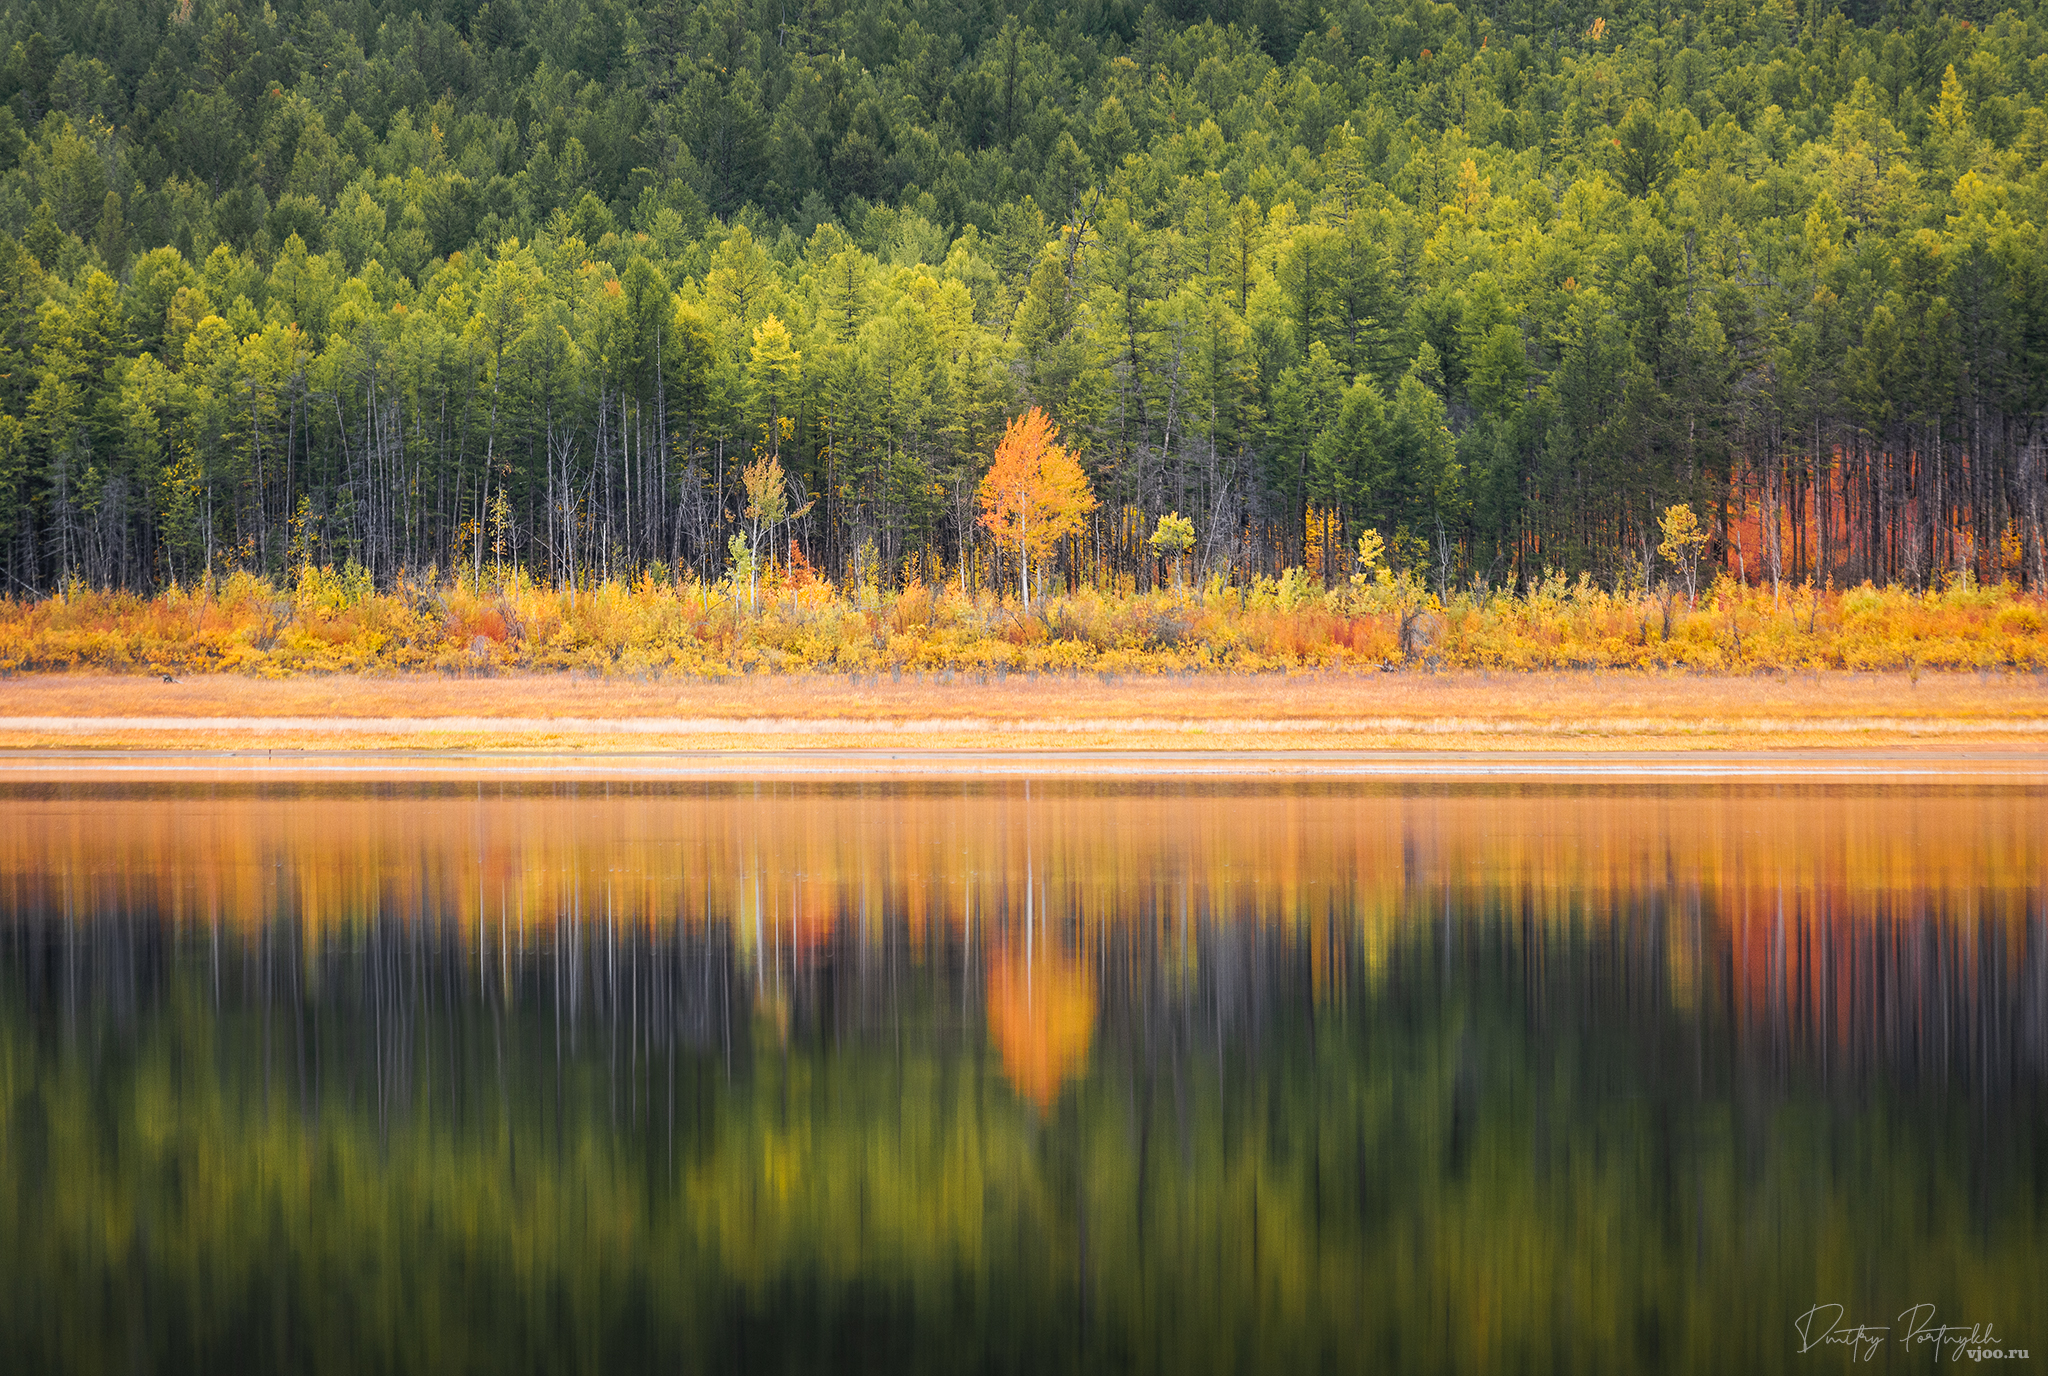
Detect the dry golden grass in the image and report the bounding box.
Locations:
[3,568,2045,679]
[3,669,2045,754]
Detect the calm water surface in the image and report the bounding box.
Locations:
[1,780,2043,1374]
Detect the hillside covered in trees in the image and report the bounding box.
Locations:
[3,0,2047,598]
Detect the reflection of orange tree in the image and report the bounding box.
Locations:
[985,944,1096,1110]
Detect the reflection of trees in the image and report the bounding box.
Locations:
[986,946,1096,1111]
[0,785,2043,1371]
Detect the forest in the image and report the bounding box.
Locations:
[3,0,2048,600]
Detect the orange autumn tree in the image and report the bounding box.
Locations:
[977,408,1096,611]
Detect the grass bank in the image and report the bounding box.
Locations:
[2,566,2046,677]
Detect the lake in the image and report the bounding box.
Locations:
[1,778,2042,1373]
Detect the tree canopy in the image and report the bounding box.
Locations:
[2,0,2047,595]
[979,405,1095,606]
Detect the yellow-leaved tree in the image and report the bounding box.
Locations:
[732,452,812,613]
[1658,503,1709,608]
[1148,511,1196,590]
[978,408,1095,611]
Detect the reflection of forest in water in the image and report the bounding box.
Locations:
[1,782,2043,1375]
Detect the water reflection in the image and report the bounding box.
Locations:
[0,781,2042,1374]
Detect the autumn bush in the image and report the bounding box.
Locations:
[1,566,2044,677]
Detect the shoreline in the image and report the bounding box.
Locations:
[3,715,2048,753]
[5,747,2047,782]
[0,667,2039,753]
[1,669,2046,755]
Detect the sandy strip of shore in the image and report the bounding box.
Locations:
[5,672,2046,754]
[4,670,2046,724]
[4,748,2045,782]
[6,712,2048,737]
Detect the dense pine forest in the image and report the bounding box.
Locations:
[3,0,2047,598]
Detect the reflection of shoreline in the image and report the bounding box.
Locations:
[1,786,2043,1372]
[0,785,2042,1092]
